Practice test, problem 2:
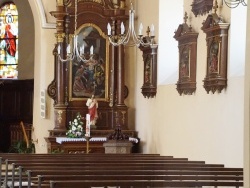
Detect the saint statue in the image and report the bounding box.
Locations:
[86,95,98,128]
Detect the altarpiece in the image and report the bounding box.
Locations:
[45,0,139,153]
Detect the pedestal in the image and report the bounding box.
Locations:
[103,140,133,154]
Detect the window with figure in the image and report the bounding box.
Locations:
[0,2,18,79]
[70,24,108,101]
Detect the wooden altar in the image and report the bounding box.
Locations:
[45,0,139,153]
[45,130,139,154]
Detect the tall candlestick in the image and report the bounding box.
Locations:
[85,114,90,136]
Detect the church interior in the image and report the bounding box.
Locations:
[0,0,249,187]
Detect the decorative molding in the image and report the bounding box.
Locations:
[37,0,56,29]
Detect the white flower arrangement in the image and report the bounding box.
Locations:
[66,112,84,138]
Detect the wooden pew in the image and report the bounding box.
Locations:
[1,155,205,187]
[0,153,243,188]
[49,179,243,188]
[36,174,243,187]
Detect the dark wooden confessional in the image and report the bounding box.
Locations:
[45,0,139,153]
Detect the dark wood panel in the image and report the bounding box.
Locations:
[0,79,34,152]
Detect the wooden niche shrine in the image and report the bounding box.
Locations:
[139,28,158,98]
[174,12,198,95]
[46,0,139,153]
[201,1,230,94]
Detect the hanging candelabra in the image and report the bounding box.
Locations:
[223,0,247,8]
[57,0,94,62]
[107,2,156,47]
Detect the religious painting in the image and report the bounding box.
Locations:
[69,24,109,101]
[180,46,190,78]
[208,40,219,74]
[191,0,213,17]
[144,54,151,84]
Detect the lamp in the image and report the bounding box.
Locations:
[57,0,94,62]
[223,0,247,8]
[107,2,156,47]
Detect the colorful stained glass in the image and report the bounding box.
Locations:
[0,3,18,79]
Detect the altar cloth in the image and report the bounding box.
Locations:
[56,137,139,144]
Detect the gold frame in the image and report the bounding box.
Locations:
[69,23,109,101]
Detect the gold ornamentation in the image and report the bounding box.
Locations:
[57,110,63,124]
[57,0,64,6]
[78,0,103,4]
[55,33,65,43]
[121,111,126,125]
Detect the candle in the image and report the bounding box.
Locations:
[66,44,71,54]
[90,45,94,55]
[85,114,91,137]
[121,22,125,35]
[107,23,111,36]
[138,23,143,35]
[150,24,155,36]
[57,44,61,55]
[80,44,84,55]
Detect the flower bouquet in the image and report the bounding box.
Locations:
[66,112,85,138]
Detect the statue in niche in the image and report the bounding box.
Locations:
[86,95,98,128]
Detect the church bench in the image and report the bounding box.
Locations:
[16,163,230,171]
[0,156,213,184]
[0,154,243,188]
[28,169,244,176]
[2,169,244,188]
[0,153,163,159]
[35,174,243,187]
[2,157,202,163]
[8,164,243,187]
[3,168,244,188]
[47,179,243,188]
[3,167,243,187]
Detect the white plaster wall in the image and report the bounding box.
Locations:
[133,0,244,168]
[28,0,55,153]
[244,0,250,187]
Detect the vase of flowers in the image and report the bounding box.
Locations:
[66,112,85,138]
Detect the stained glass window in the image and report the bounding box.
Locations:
[0,3,18,79]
